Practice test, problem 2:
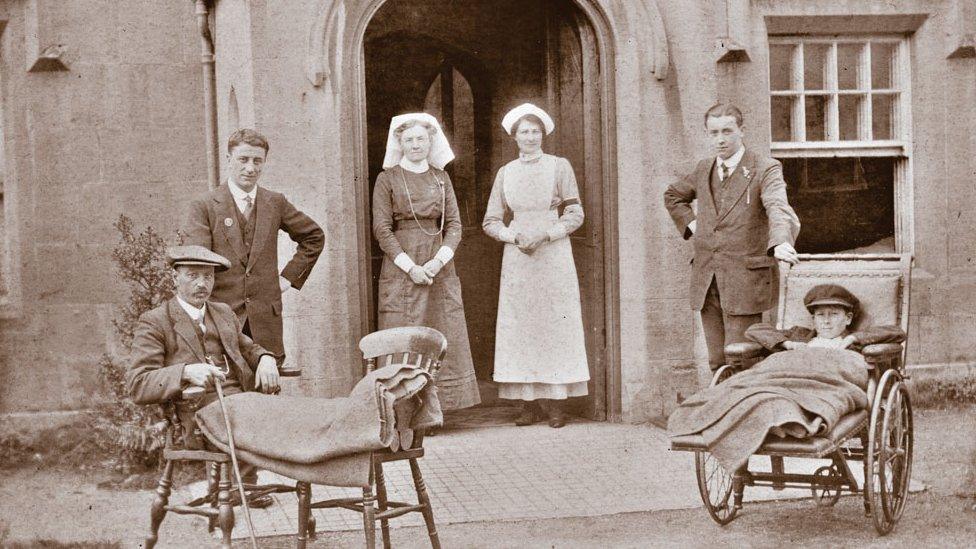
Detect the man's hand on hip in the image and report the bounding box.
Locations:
[772,242,799,265]
[182,363,226,388]
[254,355,280,394]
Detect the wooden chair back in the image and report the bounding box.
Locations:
[358,326,448,378]
[777,253,912,366]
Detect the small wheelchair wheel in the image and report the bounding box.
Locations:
[695,451,738,525]
[811,465,843,507]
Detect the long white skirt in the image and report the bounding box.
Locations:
[492,211,590,401]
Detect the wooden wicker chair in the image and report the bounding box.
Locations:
[295,326,445,549]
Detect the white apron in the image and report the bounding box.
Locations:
[492,156,590,387]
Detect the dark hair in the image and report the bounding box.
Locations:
[227,128,269,154]
[704,102,744,128]
[393,119,438,141]
[509,114,546,137]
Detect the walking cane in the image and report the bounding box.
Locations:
[208,358,259,549]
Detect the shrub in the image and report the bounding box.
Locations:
[89,215,181,474]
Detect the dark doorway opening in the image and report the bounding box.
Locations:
[364,0,609,423]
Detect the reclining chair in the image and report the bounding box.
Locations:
[672,253,914,535]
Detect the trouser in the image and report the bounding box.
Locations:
[700,278,762,371]
[179,387,258,483]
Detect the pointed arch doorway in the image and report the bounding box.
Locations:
[361,0,619,421]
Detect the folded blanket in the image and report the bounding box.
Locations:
[668,348,869,471]
[195,363,443,487]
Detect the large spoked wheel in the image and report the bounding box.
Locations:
[694,364,740,525]
[695,450,738,525]
[866,371,913,535]
[878,382,913,529]
[811,465,843,507]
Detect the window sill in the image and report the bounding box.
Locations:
[771,141,907,158]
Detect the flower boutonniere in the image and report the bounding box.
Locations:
[742,166,752,179]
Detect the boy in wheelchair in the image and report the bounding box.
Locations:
[744,283,905,355]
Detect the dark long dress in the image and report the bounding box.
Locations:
[371,165,480,410]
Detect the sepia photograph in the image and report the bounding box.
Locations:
[0,0,974,547]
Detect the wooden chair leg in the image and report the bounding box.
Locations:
[207,461,219,532]
[217,463,235,549]
[296,481,311,549]
[409,458,441,549]
[374,462,393,549]
[362,485,377,549]
[145,459,174,549]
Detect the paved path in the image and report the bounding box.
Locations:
[184,415,923,540]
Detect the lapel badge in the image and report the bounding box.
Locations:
[224,217,234,227]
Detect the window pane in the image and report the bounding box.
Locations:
[837,43,862,90]
[780,157,896,253]
[839,95,862,140]
[871,42,895,89]
[803,43,829,90]
[873,94,894,139]
[771,96,793,141]
[805,96,827,141]
[769,44,795,91]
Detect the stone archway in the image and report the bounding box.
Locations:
[321,0,623,420]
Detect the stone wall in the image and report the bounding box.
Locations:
[0,1,206,413]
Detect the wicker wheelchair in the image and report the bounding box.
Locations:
[670,253,914,535]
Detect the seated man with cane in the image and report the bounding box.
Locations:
[127,245,281,509]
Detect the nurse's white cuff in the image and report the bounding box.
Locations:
[546,225,567,242]
[434,246,454,265]
[499,227,518,244]
[393,253,416,273]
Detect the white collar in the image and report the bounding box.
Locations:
[399,157,430,174]
[519,150,544,163]
[176,296,206,322]
[716,146,745,169]
[228,179,257,200]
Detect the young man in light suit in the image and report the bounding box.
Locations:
[664,103,801,371]
[183,129,325,367]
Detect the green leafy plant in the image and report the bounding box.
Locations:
[89,215,181,474]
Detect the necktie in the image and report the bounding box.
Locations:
[242,195,254,218]
[721,163,731,182]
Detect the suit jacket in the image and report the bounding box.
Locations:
[664,149,800,315]
[183,184,325,356]
[744,322,906,353]
[127,298,271,405]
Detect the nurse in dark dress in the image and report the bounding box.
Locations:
[371,113,481,412]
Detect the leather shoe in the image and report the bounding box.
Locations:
[548,415,567,428]
[514,402,543,426]
[228,492,274,509]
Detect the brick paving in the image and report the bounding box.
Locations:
[182,407,924,541]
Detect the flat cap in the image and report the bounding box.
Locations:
[166,245,231,272]
[804,283,859,313]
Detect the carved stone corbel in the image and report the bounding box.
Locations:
[716,0,750,64]
[25,0,69,72]
[947,0,976,59]
[305,0,347,90]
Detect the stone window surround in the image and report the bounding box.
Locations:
[764,14,925,255]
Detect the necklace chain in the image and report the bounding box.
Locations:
[399,167,445,238]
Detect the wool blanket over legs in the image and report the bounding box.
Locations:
[668,348,869,471]
[195,363,443,487]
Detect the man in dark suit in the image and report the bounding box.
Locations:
[664,103,801,371]
[183,129,325,366]
[127,245,278,506]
